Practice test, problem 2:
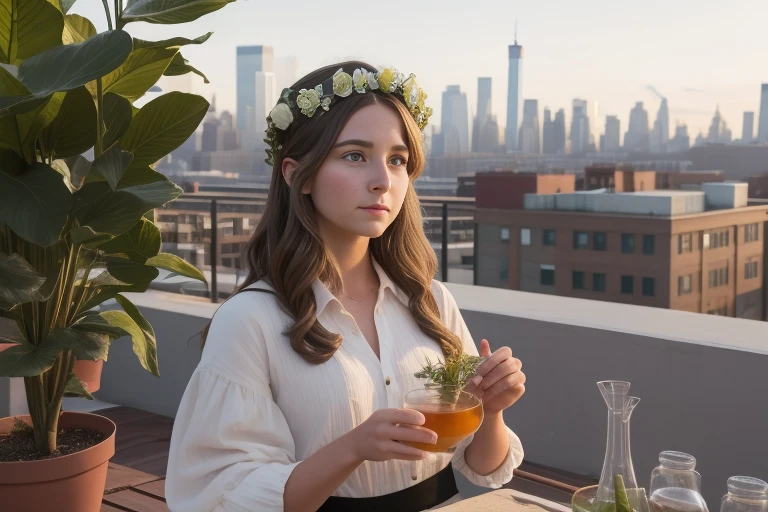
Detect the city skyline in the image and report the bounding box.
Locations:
[74,0,766,140]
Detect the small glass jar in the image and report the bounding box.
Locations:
[720,477,768,512]
[649,451,709,512]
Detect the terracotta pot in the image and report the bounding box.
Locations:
[72,359,104,393]
[0,412,116,512]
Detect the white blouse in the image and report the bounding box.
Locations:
[166,259,524,512]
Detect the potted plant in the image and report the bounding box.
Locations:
[0,0,234,510]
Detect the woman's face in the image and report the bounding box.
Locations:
[304,103,411,241]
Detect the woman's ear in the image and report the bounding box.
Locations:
[282,157,313,194]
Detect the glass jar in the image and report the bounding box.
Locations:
[721,477,768,512]
[649,451,709,512]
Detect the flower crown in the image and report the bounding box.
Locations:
[263,66,433,165]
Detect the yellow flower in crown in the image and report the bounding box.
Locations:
[296,85,323,117]
[333,69,354,97]
[377,68,396,93]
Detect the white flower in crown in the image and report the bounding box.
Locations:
[353,68,367,93]
[269,103,293,130]
[366,69,379,90]
[332,69,353,97]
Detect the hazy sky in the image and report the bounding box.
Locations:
[75,0,767,141]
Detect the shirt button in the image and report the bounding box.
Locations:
[385,376,391,385]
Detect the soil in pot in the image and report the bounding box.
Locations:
[0,420,105,462]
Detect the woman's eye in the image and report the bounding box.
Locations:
[390,156,407,166]
[343,152,364,162]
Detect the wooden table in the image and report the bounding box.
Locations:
[103,462,168,512]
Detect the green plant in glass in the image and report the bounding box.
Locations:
[414,352,485,405]
[0,0,236,455]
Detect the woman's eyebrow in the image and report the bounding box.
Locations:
[332,139,409,152]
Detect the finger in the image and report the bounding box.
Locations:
[381,440,431,461]
[392,408,426,426]
[479,339,492,358]
[483,374,526,404]
[475,346,512,377]
[481,358,522,391]
[392,424,439,444]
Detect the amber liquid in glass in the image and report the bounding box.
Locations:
[403,402,483,453]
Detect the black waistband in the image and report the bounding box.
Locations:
[317,463,458,512]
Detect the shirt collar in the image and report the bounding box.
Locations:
[311,255,410,317]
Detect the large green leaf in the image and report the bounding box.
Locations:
[15,29,132,98]
[163,51,209,83]
[120,92,208,169]
[61,14,95,45]
[60,0,77,13]
[114,294,158,376]
[73,180,181,236]
[0,147,25,174]
[132,32,212,50]
[95,47,178,103]
[93,142,134,190]
[103,92,132,149]
[48,325,112,361]
[0,0,64,65]
[146,253,206,283]
[72,311,129,339]
[122,0,235,25]
[116,165,166,188]
[100,218,160,263]
[0,338,61,377]
[0,162,73,247]
[0,64,47,116]
[15,91,65,161]
[63,372,92,399]
[0,316,24,344]
[61,154,92,190]
[0,253,45,309]
[38,86,96,159]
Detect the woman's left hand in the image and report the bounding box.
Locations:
[464,339,526,416]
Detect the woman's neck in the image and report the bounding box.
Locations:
[321,228,379,296]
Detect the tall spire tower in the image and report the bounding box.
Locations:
[506,21,524,152]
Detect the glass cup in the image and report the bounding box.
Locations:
[402,387,483,453]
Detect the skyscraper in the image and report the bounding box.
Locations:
[707,105,732,144]
[758,84,768,142]
[518,99,540,153]
[570,99,590,153]
[742,112,755,143]
[554,109,566,154]
[236,45,274,131]
[473,77,493,152]
[542,108,554,154]
[274,56,299,93]
[506,41,523,152]
[650,99,669,153]
[603,115,621,152]
[441,85,469,154]
[201,94,219,152]
[624,102,650,152]
[668,124,690,153]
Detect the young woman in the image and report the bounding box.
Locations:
[166,61,526,512]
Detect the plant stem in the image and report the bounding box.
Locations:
[95,78,105,157]
[101,0,113,30]
[114,0,124,30]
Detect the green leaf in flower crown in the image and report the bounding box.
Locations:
[73,179,181,237]
[61,14,96,45]
[0,338,62,377]
[93,47,178,103]
[93,142,134,190]
[163,51,209,83]
[0,162,73,247]
[0,0,64,66]
[63,373,93,399]
[122,0,235,25]
[145,252,206,283]
[132,32,212,50]
[8,30,132,114]
[100,218,161,263]
[103,92,132,149]
[0,253,45,310]
[114,294,158,376]
[38,85,96,159]
[120,91,209,169]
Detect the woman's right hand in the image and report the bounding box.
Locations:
[344,408,437,462]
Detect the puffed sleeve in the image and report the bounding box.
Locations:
[431,280,525,489]
[165,294,300,512]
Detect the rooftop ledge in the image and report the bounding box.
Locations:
[124,283,768,357]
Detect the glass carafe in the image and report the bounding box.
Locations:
[596,381,649,512]
[649,451,709,512]
[721,477,768,512]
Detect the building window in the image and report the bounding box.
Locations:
[499,257,508,281]
[643,235,655,255]
[593,232,607,251]
[745,260,759,279]
[621,234,635,254]
[620,275,634,294]
[573,231,589,249]
[642,277,655,297]
[543,229,556,246]
[708,306,728,316]
[708,266,729,288]
[745,223,759,243]
[501,227,511,244]
[573,271,585,290]
[540,265,555,286]
[678,275,692,295]
[678,233,692,254]
[709,230,729,249]
[593,273,606,292]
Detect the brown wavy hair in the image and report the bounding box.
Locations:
[201,61,463,364]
